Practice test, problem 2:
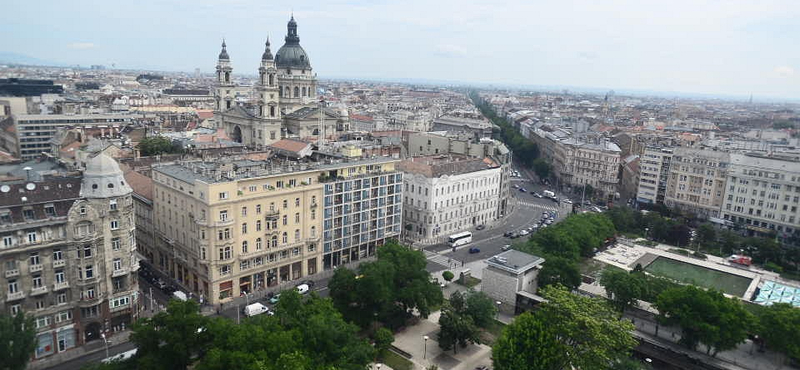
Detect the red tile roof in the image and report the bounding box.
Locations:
[122,165,153,201]
[268,139,311,153]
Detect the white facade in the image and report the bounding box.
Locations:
[637,147,673,205]
[402,163,502,240]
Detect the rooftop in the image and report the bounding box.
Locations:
[398,155,499,178]
[486,250,545,275]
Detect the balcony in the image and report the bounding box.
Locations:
[264,210,280,220]
[53,281,70,291]
[30,286,48,296]
[215,218,234,227]
[5,291,24,302]
[53,260,66,268]
[112,268,129,278]
[5,269,19,278]
[29,264,43,273]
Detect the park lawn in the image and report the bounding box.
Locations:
[379,349,413,370]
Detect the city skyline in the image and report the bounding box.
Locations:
[2,0,799,100]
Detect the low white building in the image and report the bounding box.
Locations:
[398,155,503,241]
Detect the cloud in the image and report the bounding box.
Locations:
[774,66,795,77]
[578,51,598,61]
[434,44,467,58]
[68,42,95,50]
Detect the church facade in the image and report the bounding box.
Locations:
[213,16,347,148]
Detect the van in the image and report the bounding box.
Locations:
[243,302,270,317]
[543,190,555,198]
[296,283,310,295]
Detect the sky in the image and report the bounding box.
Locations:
[2,0,799,100]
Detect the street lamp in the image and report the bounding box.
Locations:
[243,291,250,306]
[645,228,649,240]
[496,301,502,319]
[100,332,110,360]
[423,335,429,359]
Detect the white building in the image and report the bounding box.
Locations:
[637,147,673,205]
[398,155,503,241]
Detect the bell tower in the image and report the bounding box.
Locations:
[214,40,235,111]
[257,37,280,120]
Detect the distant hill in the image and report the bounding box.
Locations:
[0,52,64,67]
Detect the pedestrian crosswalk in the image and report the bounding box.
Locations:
[424,250,458,270]
[517,200,560,212]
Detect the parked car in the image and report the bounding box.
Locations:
[475,224,486,230]
[533,192,542,198]
[513,184,519,189]
[509,232,520,239]
[519,188,527,193]
[562,199,573,204]
[296,284,310,295]
[519,230,529,236]
[503,231,514,238]
[269,294,281,305]
[243,302,271,317]
[468,247,481,254]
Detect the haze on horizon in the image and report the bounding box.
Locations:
[3,0,799,100]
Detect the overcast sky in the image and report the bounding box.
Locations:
[3,0,799,100]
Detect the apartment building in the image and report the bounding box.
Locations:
[721,153,800,239]
[664,148,729,219]
[0,154,139,361]
[398,155,504,240]
[553,137,621,200]
[637,147,673,205]
[150,156,401,305]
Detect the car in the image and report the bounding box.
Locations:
[475,224,486,230]
[243,302,271,317]
[519,230,529,236]
[533,192,542,198]
[503,231,514,237]
[545,219,554,225]
[296,284,310,295]
[468,247,481,254]
[542,212,550,217]
[513,184,519,189]
[509,232,520,239]
[519,188,527,193]
[301,280,315,288]
[532,223,540,229]
[269,294,281,305]
[501,244,511,251]
[562,199,573,204]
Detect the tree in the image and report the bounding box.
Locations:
[695,223,717,249]
[532,158,552,180]
[600,269,645,313]
[538,285,637,370]
[463,290,498,328]
[373,327,394,354]
[492,312,567,370]
[130,300,210,370]
[442,271,454,283]
[0,312,36,370]
[437,307,480,354]
[758,303,800,363]
[655,286,755,355]
[537,257,581,291]
[137,136,181,156]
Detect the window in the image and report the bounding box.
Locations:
[282,232,288,244]
[271,236,278,248]
[308,244,316,252]
[84,265,93,279]
[110,296,130,308]
[311,209,316,220]
[241,223,248,234]
[256,204,262,214]
[27,231,37,243]
[109,199,117,211]
[23,209,34,220]
[240,260,250,270]
[219,265,231,276]
[2,236,12,248]
[256,238,262,250]
[295,229,300,241]
[35,316,51,328]
[242,241,248,254]
[295,213,300,223]
[241,207,247,217]
[113,258,122,271]
[57,293,67,305]
[282,200,288,209]
[311,226,316,238]
[249,185,257,192]
[110,220,119,230]
[10,304,20,315]
[55,310,72,323]
[55,270,65,283]
[282,215,288,226]
[53,249,62,261]
[0,211,11,223]
[219,192,229,200]
[45,204,56,217]
[32,275,42,288]
[30,252,40,265]
[219,210,228,222]
[256,220,262,231]
[111,237,121,251]
[83,245,92,258]
[7,279,18,294]
[219,246,232,260]
[295,198,300,207]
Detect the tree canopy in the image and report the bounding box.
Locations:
[757,303,800,362]
[137,136,182,157]
[329,240,443,329]
[0,312,36,370]
[492,312,567,370]
[654,286,755,356]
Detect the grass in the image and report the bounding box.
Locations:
[479,319,507,346]
[455,276,482,288]
[379,349,413,370]
[645,256,752,297]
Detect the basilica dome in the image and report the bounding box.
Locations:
[275,16,311,70]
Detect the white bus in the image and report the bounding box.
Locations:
[448,231,473,247]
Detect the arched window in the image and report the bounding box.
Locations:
[242,241,248,254]
[270,106,275,117]
[294,86,299,97]
[241,223,247,234]
[282,215,287,226]
[311,226,316,238]
[285,87,290,97]
[224,72,230,83]
[268,74,274,86]
[295,229,300,241]
[282,232,288,244]
[256,238,262,250]
[279,86,282,97]
[295,213,300,223]
[302,87,306,96]
[256,220,262,231]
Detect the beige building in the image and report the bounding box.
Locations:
[0,154,139,361]
[150,156,402,305]
[553,137,621,200]
[664,147,729,219]
[721,153,800,239]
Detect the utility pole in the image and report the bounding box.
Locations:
[149,287,154,313]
